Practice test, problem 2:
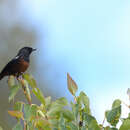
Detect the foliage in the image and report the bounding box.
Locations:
[5,73,130,130]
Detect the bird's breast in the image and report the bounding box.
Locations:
[18,58,29,73]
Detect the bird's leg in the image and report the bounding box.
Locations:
[19,75,23,80]
[16,73,23,81]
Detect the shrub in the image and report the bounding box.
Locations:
[4,73,130,130]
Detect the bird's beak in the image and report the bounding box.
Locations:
[32,48,37,51]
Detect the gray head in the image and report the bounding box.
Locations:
[16,47,36,62]
[17,47,36,56]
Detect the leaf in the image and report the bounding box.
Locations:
[71,102,79,120]
[32,87,45,106]
[47,97,68,118]
[47,105,62,118]
[62,109,74,121]
[67,73,78,96]
[8,76,15,87]
[27,122,35,130]
[104,126,118,130]
[79,91,91,114]
[37,110,45,118]
[119,119,130,130]
[53,97,68,107]
[49,119,59,128]
[88,119,100,130]
[79,91,90,106]
[59,114,67,130]
[14,102,23,112]
[35,118,51,130]
[21,79,32,104]
[105,105,121,127]
[30,104,37,118]
[66,122,78,130]
[9,85,20,102]
[8,111,24,120]
[112,99,121,109]
[128,113,130,119]
[12,123,23,130]
[23,73,37,89]
[24,104,38,121]
[45,96,51,110]
[83,112,97,126]
[24,104,32,121]
[81,126,87,130]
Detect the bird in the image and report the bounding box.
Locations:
[0,47,36,80]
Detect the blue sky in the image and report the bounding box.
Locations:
[18,0,130,124]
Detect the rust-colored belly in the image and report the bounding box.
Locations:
[18,59,29,73]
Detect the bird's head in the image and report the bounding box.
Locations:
[17,47,36,57]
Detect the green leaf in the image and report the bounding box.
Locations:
[23,73,37,88]
[32,87,45,105]
[27,122,35,130]
[24,104,37,121]
[82,112,100,130]
[24,104,32,121]
[81,126,87,130]
[66,122,78,130]
[71,102,79,120]
[12,123,23,130]
[14,102,23,112]
[53,97,68,107]
[128,113,130,119]
[59,114,67,130]
[52,128,58,130]
[62,109,74,121]
[8,111,24,120]
[88,119,100,130]
[67,73,78,96]
[112,99,121,109]
[45,96,51,110]
[111,128,118,130]
[47,105,62,118]
[83,112,97,126]
[104,126,118,130]
[119,119,130,130]
[31,104,37,117]
[9,85,20,102]
[79,91,90,106]
[106,105,121,127]
[35,119,51,130]
[79,91,91,114]
[49,119,59,128]
[37,110,46,118]
[47,97,68,117]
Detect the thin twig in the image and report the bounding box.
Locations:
[24,120,27,130]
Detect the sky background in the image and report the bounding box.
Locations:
[0,0,130,127]
[17,0,130,124]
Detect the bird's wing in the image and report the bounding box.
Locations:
[0,57,20,76]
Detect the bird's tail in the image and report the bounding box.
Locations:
[0,73,4,80]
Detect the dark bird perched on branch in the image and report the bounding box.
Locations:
[0,47,36,80]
